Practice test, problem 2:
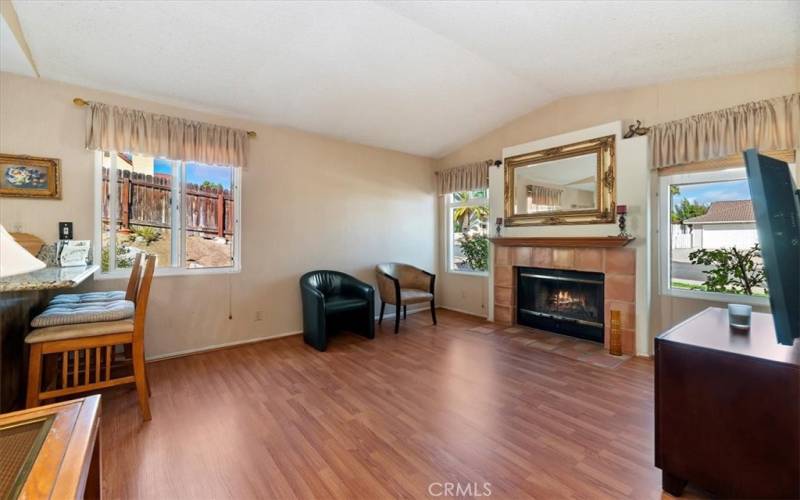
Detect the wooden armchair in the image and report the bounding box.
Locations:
[375,263,436,333]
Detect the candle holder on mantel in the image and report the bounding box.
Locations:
[495,217,503,237]
[616,205,631,238]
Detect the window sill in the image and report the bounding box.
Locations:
[94,265,241,281]
[446,269,489,277]
[662,287,770,306]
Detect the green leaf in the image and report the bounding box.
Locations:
[687,244,766,295]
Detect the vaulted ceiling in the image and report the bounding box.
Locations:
[2,1,798,157]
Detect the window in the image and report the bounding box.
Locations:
[95,151,240,276]
[659,167,767,304]
[446,189,489,274]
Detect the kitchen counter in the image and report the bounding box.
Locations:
[1,265,99,411]
[0,265,99,292]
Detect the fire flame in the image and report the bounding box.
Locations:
[552,290,583,306]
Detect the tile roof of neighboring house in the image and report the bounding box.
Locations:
[683,200,755,224]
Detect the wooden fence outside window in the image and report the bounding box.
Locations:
[101,168,234,238]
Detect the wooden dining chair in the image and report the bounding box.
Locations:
[50,252,143,305]
[48,252,144,363]
[25,255,156,420]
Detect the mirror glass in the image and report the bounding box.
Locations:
[512,152,598,214]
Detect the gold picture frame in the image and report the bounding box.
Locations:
[0,154,62,199]
[503,135,616,226]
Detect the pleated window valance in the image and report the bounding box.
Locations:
[435,160,491,196]
[527,184,562,207]
[84,101,250,168]
[649,93,799,169]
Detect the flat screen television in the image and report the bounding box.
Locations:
[743,149,800,346]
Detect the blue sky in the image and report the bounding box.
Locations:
[154,158,231,188]
[673,179,751,206]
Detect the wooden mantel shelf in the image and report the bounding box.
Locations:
[489,236,635,248]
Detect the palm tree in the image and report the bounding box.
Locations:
[452,205,488,233]
[451,191,488,233]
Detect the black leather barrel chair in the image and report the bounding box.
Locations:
[300,270,375,351]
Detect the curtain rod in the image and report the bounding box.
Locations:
[72,97,257,138]
[434,159,502,175]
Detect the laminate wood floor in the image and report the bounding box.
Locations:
[101,309,672,499]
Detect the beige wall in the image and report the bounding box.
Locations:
[0,72,436,359]
[3,65,797,358]
[435,65,799,345]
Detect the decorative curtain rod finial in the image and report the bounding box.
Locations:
[623,120,649,139]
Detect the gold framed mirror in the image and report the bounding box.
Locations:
[504,135,616,226]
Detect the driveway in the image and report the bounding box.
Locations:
[671,261,711,281]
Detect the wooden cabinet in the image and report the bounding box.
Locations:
[0,396,101,499]
[655,308,800,498]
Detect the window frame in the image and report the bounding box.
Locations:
[444,190,489,277]
[658,167,768,306]
[93,151,242,279]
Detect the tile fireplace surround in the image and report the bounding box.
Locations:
[493,245,637,354]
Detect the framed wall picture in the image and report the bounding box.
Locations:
[0,154,62,199]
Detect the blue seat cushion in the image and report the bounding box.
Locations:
[325,295,368,314]
[50,291,126,305]
[31,300,135,328]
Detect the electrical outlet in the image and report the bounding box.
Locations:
[254,310,264,321]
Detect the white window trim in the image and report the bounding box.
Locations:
[444,192,489,276]
[447,269,489,277]
[93,151,242,279]
[658,167,768,306]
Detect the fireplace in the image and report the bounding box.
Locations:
[516,267,605,343]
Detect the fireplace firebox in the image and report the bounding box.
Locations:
[516,267,605,343]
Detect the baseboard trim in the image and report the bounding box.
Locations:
[146,329,302,363]
[148,306,435,363]
[146,308,647,363]
[439,305,488,320]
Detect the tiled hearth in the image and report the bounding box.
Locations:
[493,245,637,354]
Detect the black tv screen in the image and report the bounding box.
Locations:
[743,149,800,346]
